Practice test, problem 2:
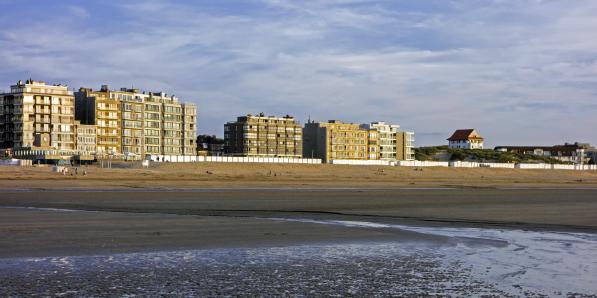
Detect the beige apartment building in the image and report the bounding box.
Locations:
[75,87,121,155]
[303,120,370,162]
[224,113,303,157]
[1,80,75,155]
[142,91,196,156]
[162,96,183,155]
[396,131,415,161]
[75,86,197,158]
[142,93,163,155]
[109,88,145,157]
[303,120,415,163]
[367,129,380,160]
[182,103,197,156]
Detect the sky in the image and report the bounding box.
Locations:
[1,0,596,147]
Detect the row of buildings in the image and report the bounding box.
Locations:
[1,80,414,163]
[223,114,415,162]
[0,79,197,162]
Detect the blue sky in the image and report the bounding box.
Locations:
[1,0,596,146]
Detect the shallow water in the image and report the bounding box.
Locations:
[268,218,597,296]
[0,243,508,297]
[1,210,597,297]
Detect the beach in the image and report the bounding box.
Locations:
[1,162,597,189]
[1,163,597,296]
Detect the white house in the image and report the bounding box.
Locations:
[447,129,484,149]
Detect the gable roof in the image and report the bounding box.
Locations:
[447,129,484,141]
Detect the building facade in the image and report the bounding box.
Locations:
[361,122,399,160]
[224,114,303,157]
[1,80,75,153]
[75,87,121,155]
[396,131,415,161]
[447,129,484,149]
[303,120,370,163]
[112,88,145,157]
[359,122,415,161]
[74,120,97,161]
[182,103,197,156]
[141,93,163,155]
[367,129,380,160]
[76,86,197,158]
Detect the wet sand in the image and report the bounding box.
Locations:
[0,206,440,258]
[2,169,597,296]
[1,188,597,258]
[2,208,597,296]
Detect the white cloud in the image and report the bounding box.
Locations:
[68,6,90,19]
[0,1,596,146]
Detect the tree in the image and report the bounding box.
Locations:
[196,135,224,145]
[450,151,466,161]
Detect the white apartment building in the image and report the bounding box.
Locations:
[361,122,401,161]
[360,121,415,161]
[1,79,75,151]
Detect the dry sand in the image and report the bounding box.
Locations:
[1,161,597,189]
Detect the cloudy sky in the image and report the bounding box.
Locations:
[1,0,596,146]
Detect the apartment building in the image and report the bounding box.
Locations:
[182,103,197,156]
[361,122,400,160]
[361,122,415,161]
[142,93,163,155]
[1,80,75,152]
[112,88,145,156]
[74,120,97,161]
[303,120,370,163]
[75,86,121,155]
[76,86,197,158]
[396,131,415,161]
[367,129,380,160]
[162,96,183,155]
[224,113,302,157]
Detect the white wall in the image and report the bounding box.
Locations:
[147,155,322,164]
[330,159,394,166]
[396,160,450,167]
[479,162,515,169]
[143,154,596,170]
[0,159,32,166]
[448,140,484,150]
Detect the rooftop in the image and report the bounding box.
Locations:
[447,129,484,141]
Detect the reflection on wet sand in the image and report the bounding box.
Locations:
[1,215,597,297]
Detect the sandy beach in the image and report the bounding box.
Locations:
[2,162,597,189]
[1,162,597,257]
[2,163,597,296]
